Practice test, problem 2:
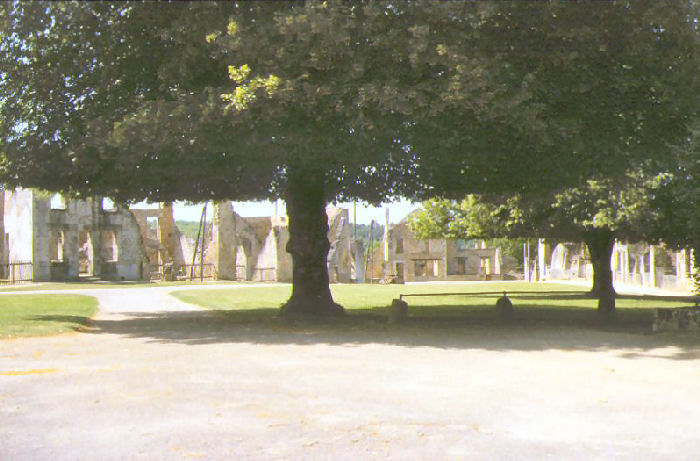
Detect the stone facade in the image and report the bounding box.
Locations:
[374,216,507,283]
[545,240,695,293]
[1,188,147,282]
[205,204,362,283]
[130,203,186,279]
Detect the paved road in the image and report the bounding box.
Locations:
[1,284,699,460]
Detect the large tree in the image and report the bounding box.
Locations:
[648,119,700,294]
[2,2,697,316]
[408,1,699,314]
[410,169,689,316]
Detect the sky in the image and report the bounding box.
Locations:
[133,199,419,225]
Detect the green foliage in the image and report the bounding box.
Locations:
[175,220,202,240]
[0,295,98,338]
[354,223,384,252]
[412,167,667,246]
[647,119,700,253]
[408,199,529,266]
[5,2,697,204]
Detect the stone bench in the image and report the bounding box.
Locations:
[652,307,700,332]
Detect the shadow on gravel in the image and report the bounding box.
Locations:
[35,304,700,361]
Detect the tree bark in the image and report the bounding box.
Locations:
[583,229,616,316]
[280,175,344,317]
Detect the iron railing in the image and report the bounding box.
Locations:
[0,261,34,284]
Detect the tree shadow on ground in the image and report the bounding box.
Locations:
[399,290,697,303]
[28,314,93,331]
[30,300,700,361]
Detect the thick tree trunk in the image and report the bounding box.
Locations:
[280,175,343,317]
[583,229,616,317]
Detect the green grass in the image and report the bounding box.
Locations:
[0,295,98,339]
[172,282,696,332]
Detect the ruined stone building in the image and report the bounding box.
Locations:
[371,213,511,282]
[0,188,189,283]
[130,203,186,278]
[1,188,145,281]
[545,240,696,293]
[203,203,364,283]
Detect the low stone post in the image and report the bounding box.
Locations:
[495,292,513,322]
[388,298,408,324]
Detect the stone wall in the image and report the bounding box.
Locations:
[205,203,356,283]
[131,205,185,278]
[548,240,694,294]
[383,218,504,282]
[3,189,148,282]
[4,189,35,264]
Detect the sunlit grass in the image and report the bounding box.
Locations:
[172,282,695,331]
[0,295,98,339]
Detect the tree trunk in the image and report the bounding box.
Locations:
[583,229,616,317]
[280,175,343,317]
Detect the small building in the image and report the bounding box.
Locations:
[371,216,507,283]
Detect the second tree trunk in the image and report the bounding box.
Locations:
[584,229,616,316]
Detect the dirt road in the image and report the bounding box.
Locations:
[2,284,699,460]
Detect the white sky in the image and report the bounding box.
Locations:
[130,199,418,225]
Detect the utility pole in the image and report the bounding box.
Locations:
[191,202,208,280]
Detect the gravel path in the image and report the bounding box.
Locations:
[1,283,699,460]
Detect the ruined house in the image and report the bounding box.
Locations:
[203,203,363,283]
[0,188,191,283]
[371,214,509,282]
[130,203,186,279]
[1,188,146,282]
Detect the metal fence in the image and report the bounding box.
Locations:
[0,261,34,285]
[149,263,216,281]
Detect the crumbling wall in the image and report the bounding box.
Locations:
[158,203,185,268]
[273,219,292,282]
[205,204,355,283]
[211,202,236,280]
[2,189,149,282]
[103,209,146,280]
[327,208,353,283]
[0,190,5,269]
[4,189,36,264]
[130,204,185,279]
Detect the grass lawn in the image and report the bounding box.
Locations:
[172,282,696,333]
[0,295,98,339]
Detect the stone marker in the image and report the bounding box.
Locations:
[389,298,408,324]
[495,291,513,322]
[652,307,700,332]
